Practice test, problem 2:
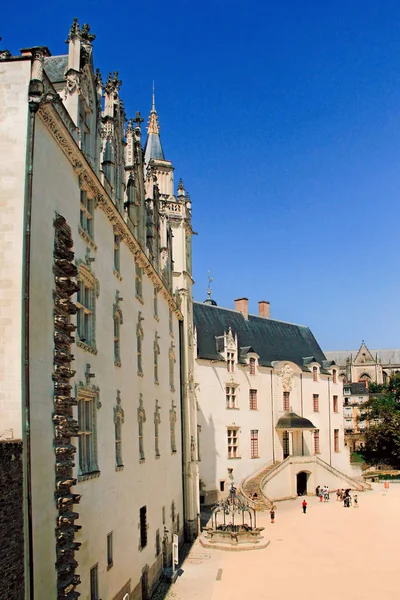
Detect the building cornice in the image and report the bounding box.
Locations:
[38,103,183,319]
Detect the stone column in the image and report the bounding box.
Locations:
[288,430,293,456]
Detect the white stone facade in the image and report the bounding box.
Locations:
[0,21,197,600]
[194,300,354,505]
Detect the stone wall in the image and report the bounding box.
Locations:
[0,440,24,600]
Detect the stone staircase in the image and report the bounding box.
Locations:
[240,461,281,510]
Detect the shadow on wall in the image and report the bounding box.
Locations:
[197,406,219,510]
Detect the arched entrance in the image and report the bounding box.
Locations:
[296,471,308,496]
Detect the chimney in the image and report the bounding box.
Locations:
[235,297,248,319]
[258,300,270,318]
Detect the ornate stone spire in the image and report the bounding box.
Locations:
[147,82,160,135]
[144,83,164,164]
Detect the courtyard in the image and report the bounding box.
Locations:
[160,483,399,600]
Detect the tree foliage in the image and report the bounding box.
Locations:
[360,375,400,467]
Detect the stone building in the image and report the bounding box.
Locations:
[194,297,363,505]
[325,341,400,385]
[0,20,198,600]
[342,382,369,452]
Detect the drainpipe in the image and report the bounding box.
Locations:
[22,47,49,599]
[328,376,332,466]
[270,369,275,462]
[178,319,188,539]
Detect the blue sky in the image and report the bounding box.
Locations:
[3,1,400,350]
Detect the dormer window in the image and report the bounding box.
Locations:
[249,357,256,375]
[332,369,337,384]
[312,366,318,382]
[227,351,235,373]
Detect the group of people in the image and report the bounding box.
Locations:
[315,485,330,502]
[336,488,358,508]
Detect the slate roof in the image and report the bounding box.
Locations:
[325,349,400,367]
[144,132,165,164]
[44,55,68,83]
[276,412,317,430]
[344,383,369,396]
[193,302,327,369]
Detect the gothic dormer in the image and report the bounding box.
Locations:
[63,19,102,171]
[101,72,126,211]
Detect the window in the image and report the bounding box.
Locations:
[250,429,259,458]
[227,351,235,373]
[313,394,319,412]
[170,401,177,453]
[313,430,320,454]
[90,564,99,600]
[283,391,290,411]
[155,529,161,556]
[249,357,256,375]
[114,391,124,468]
[135,263,142,299]
[77,279,94,347]
[344,397,349,406]
[113,234,120,273]
[138,394,146,461]
[334,429,339,452]
[332,369,337,384]
[227,427,239,458]
[107,532,113,568]
[154,333,160,384]
[140,506,147,549]
[226,386,237,409]
[80,190,94,239]
[153,286,158,318]
[169,343,176,391]
[162,506,166,525]
[333,395,338,413]
[249,389,257,410]
[171,500,175,523]
[78,390,99,475]
[344,387,351,395]
[154,400,161,458]
[219,480,225,492]
[313,367,318,382]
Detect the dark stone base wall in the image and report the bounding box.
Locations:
[0,440,24,600]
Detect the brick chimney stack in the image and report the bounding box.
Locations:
[235,297,248,319]
[258,300,270,318]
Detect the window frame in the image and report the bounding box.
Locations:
[313,430,320,454]
[283,391,290,412]
[227,426,240,458]
[250,429,259,458]
[78,386,99,477]
[226,385,238,409]
[313,393,319,412]
[249,389,257,410]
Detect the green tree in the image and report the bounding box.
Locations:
[360,375,400,467]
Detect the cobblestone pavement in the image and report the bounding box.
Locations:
[154,483,400,600]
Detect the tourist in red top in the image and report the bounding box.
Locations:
[302,499,307,514]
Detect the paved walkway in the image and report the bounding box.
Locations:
[161,483,400,600]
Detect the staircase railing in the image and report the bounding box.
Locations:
[237,459,276,507]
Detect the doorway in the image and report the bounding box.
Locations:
[296,471,308,495]
[283,431,290,459]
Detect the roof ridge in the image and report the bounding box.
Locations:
[193,301,309,329]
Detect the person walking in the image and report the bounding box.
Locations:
[270,506,276,523]
[353,495,358,508]
[302,499,307,514]
[316,485,320,497]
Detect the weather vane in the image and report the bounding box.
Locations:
[207,271,214,298]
